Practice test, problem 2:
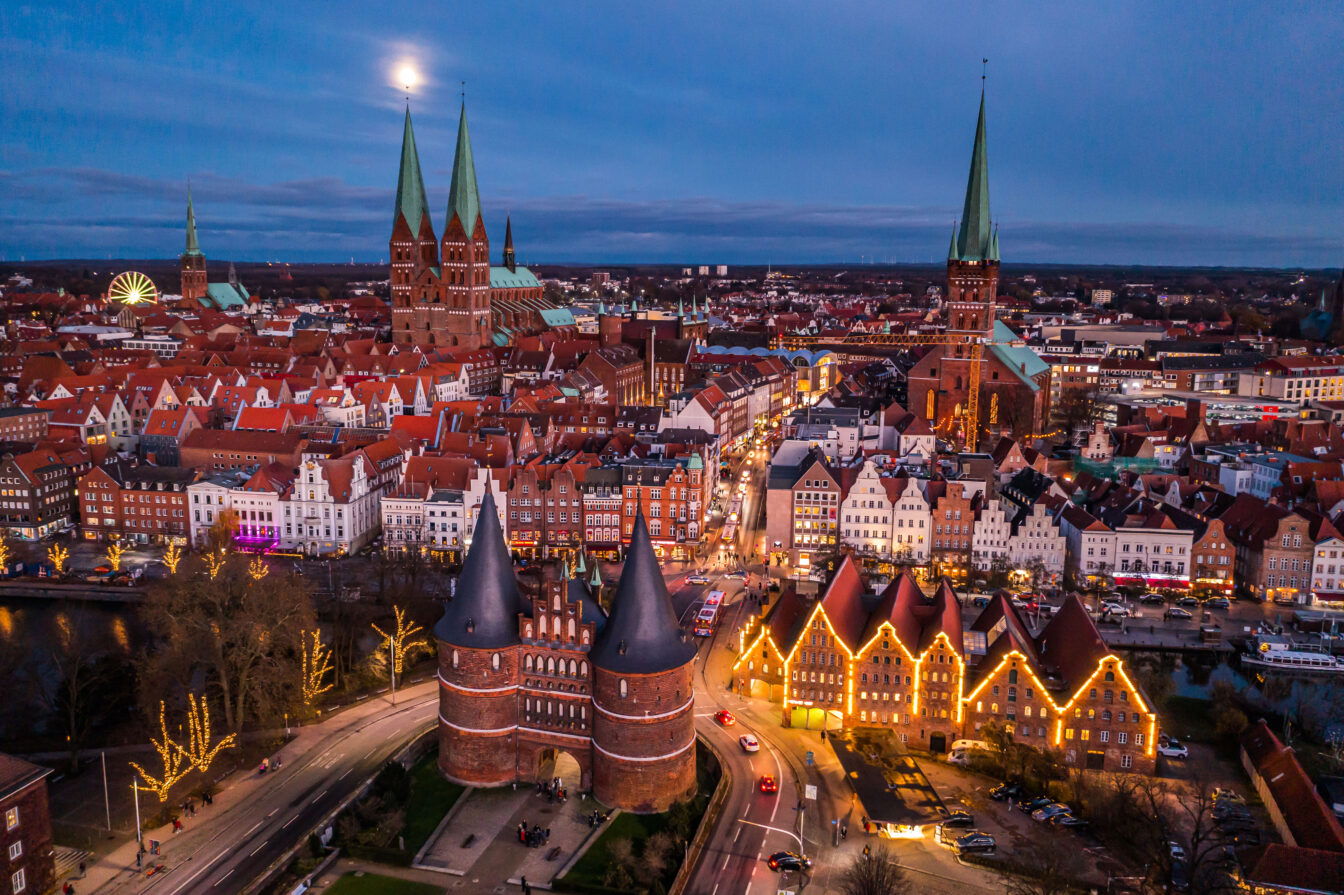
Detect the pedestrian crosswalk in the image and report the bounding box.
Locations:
[53,845,90,883]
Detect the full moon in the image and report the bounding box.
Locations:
[397,64,419,90]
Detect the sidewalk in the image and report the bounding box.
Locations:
[81,680,437,895]
[417,783,608,889]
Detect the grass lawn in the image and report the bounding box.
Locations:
[1163,695,1217,743]
[402,754,465,855]
[325,871,444,895]
[561,812,667,886]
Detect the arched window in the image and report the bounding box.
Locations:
[569,659,577,676]
[546,657,555,675]
[619,679,628,698]
[568,618,576,640]
[582,630,590,644]
[451,649,459,669]
[524,623,532,639]
[525,655,534,672]
[491,652,501,671]
[580,662,588,676]
[539,615,548,637]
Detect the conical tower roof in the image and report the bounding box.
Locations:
[954,91,993,262]
[435,492,527,648]
[184,189,202,257]
[589,513,696,674]
[502,215,516,271]
[393,106,431,235]
[946,223,960,263]
[446,101,482,236]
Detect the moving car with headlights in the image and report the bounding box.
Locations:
[739,734,760,753]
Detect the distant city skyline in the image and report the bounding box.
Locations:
[2,2,1341,267]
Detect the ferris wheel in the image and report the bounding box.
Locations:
[107,270,159,305]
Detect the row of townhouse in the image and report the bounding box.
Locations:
[768,450,1068,584]
[734,558,1159,773]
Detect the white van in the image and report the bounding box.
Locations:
[948,739,992,766]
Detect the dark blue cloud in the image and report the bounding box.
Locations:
[1,1,1341,266]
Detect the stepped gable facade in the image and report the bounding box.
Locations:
[734,558,1157,773]
[435,494,697,812]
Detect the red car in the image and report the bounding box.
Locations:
[714,710,736,727]
[758,775,778,794]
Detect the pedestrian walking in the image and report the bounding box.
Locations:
[841,824,848,840]
[521,876,531,895]
[135,850,142,870]
[78,861,86,878]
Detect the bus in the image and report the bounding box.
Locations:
[693,591,726,637]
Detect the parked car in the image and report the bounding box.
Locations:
[1016,796,1054,813]
[714,710,736,727]
[989,782,1022,801]
[1205,598,1231,609]
[970,596,991,609]
[955,832,997,854]
[1165,607,1193,619]
[1049,813,1089,829]
[758,775,778,794]
[1031,803,1072,823]
[1102,604,1133,618]
[1170,859,1191,892]
[767,851,812,872]
[739,734,760,753]
[687,574,712,585]
[1169,842,1186,861]
[1158,739,1189,759]
[942,810,976,828]
[1140,593,1167,605]
[1177,596,1200,607]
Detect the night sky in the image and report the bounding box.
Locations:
[2,2,1341,266]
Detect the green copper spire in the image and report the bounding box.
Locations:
[946,222,960,262]
[393,106,431,235]
[589,559,602,590]
[954,90,993,262]
[184,188,202,257]
[677,296,685,317]
[988,224,1000,262]
[575,552,587,575]
[446,101,482,236]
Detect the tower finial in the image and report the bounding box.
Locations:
[982,57,988,87]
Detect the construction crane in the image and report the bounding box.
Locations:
[776,330,988,443]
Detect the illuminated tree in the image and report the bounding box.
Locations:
[162,542,182,576]
[371,606,430,676]
[47,543,69,576]
[181,692,236,772]
[247,555,270,582]
[0,537,11,571]
[105,541,128,572]
[299,629,334,709]
[204,549,227,580]
[129,701,189,802]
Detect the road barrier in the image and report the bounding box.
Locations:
[669,735,733,895]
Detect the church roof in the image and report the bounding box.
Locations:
[489,266,542,289]
[394,106,431,236]
[446,102,482,235]
[539,307,575,327]
[434,491,528,648]
[205,281,248,309]
[953,91,993,262]
[184,189,202,257]
[588,512,696,674]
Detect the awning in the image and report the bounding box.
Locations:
[1114,575,1190,589]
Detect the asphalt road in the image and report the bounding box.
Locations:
[96,689,437,895]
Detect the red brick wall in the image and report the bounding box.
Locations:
[591,666,696,812]
[0,779,54,895]
[437,646,520,786]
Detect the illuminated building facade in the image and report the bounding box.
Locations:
[734,557,1158,774]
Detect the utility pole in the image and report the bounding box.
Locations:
[101,752,111,832]
[132,782,142,848]
[389,632,397,705]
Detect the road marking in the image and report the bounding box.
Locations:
[213,866,234,886]
[721,854,731,870]
[250,841,267,857]
[739,819,804,850]
[711,884,719,895]
[315,788,328,800]
[338,768,352,780]
[734,826,743,843]
[267,808,278,818]
[282,815,297,829]
[245,821,262,837]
